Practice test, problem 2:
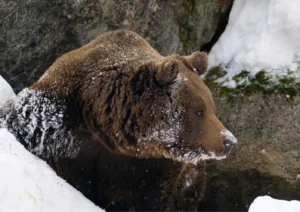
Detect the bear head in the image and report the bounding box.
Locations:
[107,51,237,164]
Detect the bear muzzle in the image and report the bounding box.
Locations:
[220,129,237,154]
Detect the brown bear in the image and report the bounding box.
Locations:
[0,30,237,211]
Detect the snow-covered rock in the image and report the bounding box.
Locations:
[209,0,300,82]
[0,75,103,211]
[0,75,16,106]
[249,196,300,212]
[0,128,103,212]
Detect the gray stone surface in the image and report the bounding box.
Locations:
[0,0,232,92]
[200,93,300,210]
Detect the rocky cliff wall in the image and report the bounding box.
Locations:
[0,0,232,92]
[200,92,300,211]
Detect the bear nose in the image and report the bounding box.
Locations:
[223,139,235,154]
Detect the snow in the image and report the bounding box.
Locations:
[0,128,102,212]
[220,129,237,144]
[209,0,300,85]
[0,75,16,106]
[249,196,300,212]
[0,77,103,211]
[175,151,227,165]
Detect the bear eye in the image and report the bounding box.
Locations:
[197,110,205,117]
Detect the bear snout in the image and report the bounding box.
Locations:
[223,139,235,154]
[220,129,237,154]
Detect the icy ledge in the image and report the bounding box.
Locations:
[0,128,103,212]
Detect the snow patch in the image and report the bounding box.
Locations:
[174,149,227,165]
[0,75,16,106]
[249,196,300,212]
[0,128,102,212]
[220,129,237,144]
[209,0,300,85]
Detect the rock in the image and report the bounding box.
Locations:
[199,93,300,211]
[0,0,232,92]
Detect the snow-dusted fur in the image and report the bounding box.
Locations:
[140,75,184,146]
[0,89,80,160]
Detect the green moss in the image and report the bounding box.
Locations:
[204,66,299,102]
[178,0,198,55]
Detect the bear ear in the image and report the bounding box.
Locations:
[131,61,179,94]
[184,51,208,75]
[155,60,179,85]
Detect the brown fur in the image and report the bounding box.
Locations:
[2,30,235,211]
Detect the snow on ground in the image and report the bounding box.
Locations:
[0,75,16,106]
[249,196,300,212]
[0,129,103,212]
[0,78,103,211]
[209,0,300,86]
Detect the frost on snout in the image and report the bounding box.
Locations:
[183,129,237,164]
[177,129,238,165]
[220,129,237,154]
